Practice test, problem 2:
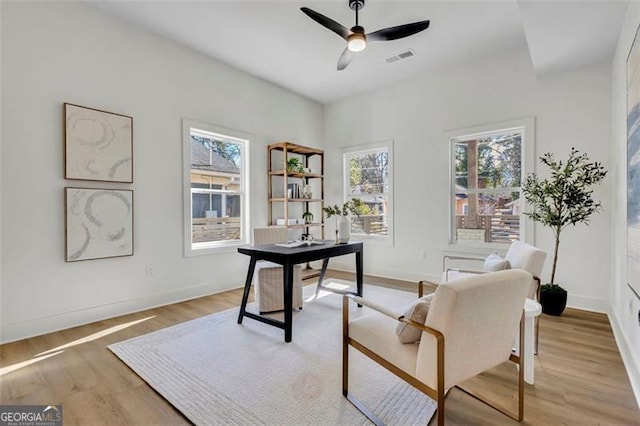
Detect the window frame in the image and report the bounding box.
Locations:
[447,117,535,254]
[342,140,394,246]
[182,118,251,257]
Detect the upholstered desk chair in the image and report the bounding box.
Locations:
[253,227,303,314]
[344,269,532,426]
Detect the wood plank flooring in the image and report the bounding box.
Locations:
[1,271,639,425]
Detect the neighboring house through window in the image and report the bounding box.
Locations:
[183,119,249,255]
[449,118,534,247]
[343,141,394,244]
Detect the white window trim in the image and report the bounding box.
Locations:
[182,118,251,257]
[446,117,535,255]
[342,140,394,247]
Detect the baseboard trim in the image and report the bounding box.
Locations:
[565,293,608,313]
[608,308,640,408]
[0,281,240,344]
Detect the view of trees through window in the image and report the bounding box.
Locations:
[453,131,522,244]
[345,147,390,237]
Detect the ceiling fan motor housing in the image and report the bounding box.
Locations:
[349,0,365,11]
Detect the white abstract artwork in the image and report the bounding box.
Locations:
[65,103,133,182]
[66,188,133,262]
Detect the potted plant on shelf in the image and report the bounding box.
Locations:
[522,147,607,316]
[323,199,364,244]
[286,157,305,173]
[302,211,314,224]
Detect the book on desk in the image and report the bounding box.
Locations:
[275,240,325,248]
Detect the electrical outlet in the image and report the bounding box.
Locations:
[420,250,427,260]
[145,264,156,278]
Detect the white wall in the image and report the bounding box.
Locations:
[0,2,323,343]
[611,1,640,405]
[324,47,613,312]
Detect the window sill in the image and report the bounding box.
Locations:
[185,241,247,257]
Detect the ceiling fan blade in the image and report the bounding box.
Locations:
[367,20,430,42]
[337,47,356,70]
[301,7,349,40]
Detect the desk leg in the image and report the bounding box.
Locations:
[315,258,330,296]
[284,261,293,343]
[355,250,363,297]
[237,257,256,324]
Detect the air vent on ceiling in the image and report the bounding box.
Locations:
[385,49,416,64]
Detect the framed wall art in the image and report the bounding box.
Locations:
[627,24,640,296]
[64,103,133,182]
[65,187,134,262]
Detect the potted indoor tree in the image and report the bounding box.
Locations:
[323,199,364,244]
[522,147,607,316]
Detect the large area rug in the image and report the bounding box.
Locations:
[109,281,436,425]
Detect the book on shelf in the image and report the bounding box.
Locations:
[287,183,300,199]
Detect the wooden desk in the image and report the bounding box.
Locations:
[237,240,363,342]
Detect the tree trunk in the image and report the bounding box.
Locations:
[550,229,561,285]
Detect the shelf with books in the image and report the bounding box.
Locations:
[268,142,324,241]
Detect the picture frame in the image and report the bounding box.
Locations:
[65,187,134,262]
[64,103,133,182]
[627,24,640,296]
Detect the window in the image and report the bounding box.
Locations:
[343,141,393,243]
[183,119,249,255]
[449,118,534,247]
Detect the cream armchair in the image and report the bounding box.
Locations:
[434,241,546,354]
[343,269,532,425]
[253,227,303,314]
[440,241,547,300]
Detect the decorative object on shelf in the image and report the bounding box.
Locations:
[302,211,314,224]
[64,103,133,182]
[323,198,364,244]
[302,184,312,199]
[522,148,607,316]
[65,187,134,262]
[286,157,305,173]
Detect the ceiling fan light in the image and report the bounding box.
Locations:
[347,33,366,52]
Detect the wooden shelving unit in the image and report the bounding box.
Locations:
[268,142,324,278]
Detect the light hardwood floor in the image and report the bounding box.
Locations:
[1,271,639,425]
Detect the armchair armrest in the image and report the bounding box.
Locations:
[348,295,403,320]
[344,295,444,340]
[418,279,439,298]
[442,254,485,276]
[444,267,487,282]
[533,275,541,301]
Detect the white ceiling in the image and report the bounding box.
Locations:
[92,0,628,104]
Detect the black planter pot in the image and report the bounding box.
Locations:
[540,285,568,316]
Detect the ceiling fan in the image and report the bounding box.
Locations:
[301,0,430,70]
